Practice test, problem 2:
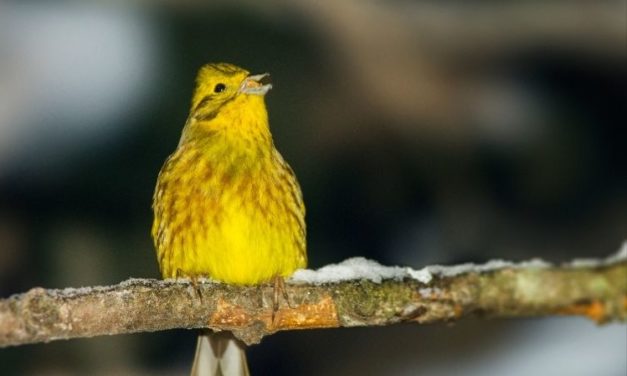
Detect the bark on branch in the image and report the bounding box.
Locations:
[1,252,626,348]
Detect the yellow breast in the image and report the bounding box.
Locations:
[151,89,306,285]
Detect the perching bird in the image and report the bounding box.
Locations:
[151,63,307,375]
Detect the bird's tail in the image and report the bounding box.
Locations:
[191,332,250,376]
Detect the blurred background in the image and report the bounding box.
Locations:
[0,0,625,375]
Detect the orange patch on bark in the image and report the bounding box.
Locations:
[209,298,254,326]
[273,296,340,329]
[208,296,340,330]
[556,300,606,323]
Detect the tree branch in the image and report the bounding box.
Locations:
[1,249,626,348]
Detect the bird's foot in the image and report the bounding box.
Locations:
[271,276,293,325]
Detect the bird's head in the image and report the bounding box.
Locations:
[189,63,272,123]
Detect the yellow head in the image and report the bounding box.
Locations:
[183,63,272,142]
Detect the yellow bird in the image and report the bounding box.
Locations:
[151,63,307,375]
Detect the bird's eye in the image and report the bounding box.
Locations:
[214,83,226,93]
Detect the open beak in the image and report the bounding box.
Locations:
[239,73,272,95]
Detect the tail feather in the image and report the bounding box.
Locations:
[191,332,250,376]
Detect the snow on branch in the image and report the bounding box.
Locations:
[1,245,626,347]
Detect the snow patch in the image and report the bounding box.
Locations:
[408,268,434,284]
[289,256,552,285]
[602,241,627,264]
[290,242,625,285]
[290,256,553,285]
[291,257,410,284]
[424,258,551,280]
[567,241,627,268]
